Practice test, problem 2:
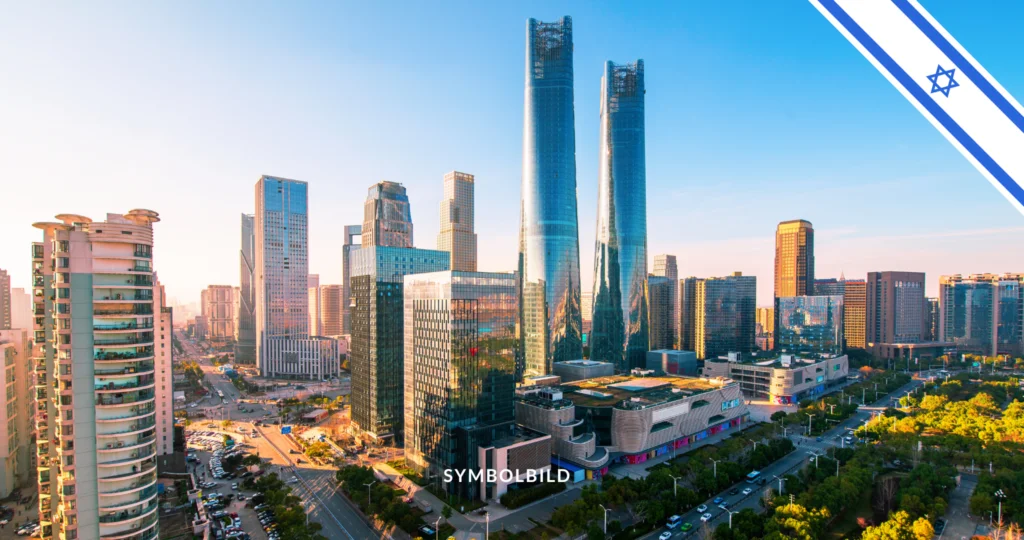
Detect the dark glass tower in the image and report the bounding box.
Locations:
[591,60,648,372]
[518,16,583,378]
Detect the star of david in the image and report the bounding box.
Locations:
[926,65,959,97]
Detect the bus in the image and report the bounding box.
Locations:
[745,470,762,484]
[216,390,225,399]
[666,515,683,529]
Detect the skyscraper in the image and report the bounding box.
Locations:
[235,213,256,363]
[403,271,517,500]
[925,297,939,342]
[775,295,845,356]
[437,171,477,272]
[0,269,10,329]
[9,288,32,331]
[652,254,678,347]
[755,306,775,350]
[308,274,321,336]
[254,176,310,375]
[319,284,343,336]
[32,210,164,540]
[691,273,756,360]
[363,181,414,248]
[349,246,449,442]
[843,279,867,349]
[0,329,33,497]
[648,275,673,350]
[679,277,699,351]
[774,220,815,298]
[591,59,647,372]
[341,224,362,335]
[518,16,583,378]
[939,273,1023,356]
[866,271,927,355]
[200,285,235,342]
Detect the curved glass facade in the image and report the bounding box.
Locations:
[590,60,647,372]
[518,16,583,378]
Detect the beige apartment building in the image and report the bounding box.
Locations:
[200,285,235,342]
[436,171,477,272]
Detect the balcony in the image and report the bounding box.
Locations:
[98,434,156,453]
[95,365,154,377]
[96,392,155,407]
[95,335,154,348]
[99,500,157,524]
[99,485,158,510]
[97,448,156,467]
[94,323,153,332]
[95,377,155,393]
[94,349,154,362]
[94,306,153,317]
[100,514,157,540]
[99,475,157,496]
[97,418,156,438]
[99,461,156,482]
[95,293,153,302]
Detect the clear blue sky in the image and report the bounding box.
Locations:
[1,1,1022,308]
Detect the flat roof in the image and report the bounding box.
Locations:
[302,408,328,418]
[561,375,727,409]
[555,360,611,367]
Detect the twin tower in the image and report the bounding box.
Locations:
[518,16,648,377]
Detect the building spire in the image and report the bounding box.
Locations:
[839,270,846,282]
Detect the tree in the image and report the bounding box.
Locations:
[763,503,829,540]
[861,510,933,540]
[441,505,453,522]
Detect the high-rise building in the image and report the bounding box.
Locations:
[0,329,33,497]
[652,255,678,347]
[320,285,343,336]
[813,277,867,349]
[235,213,256,363]
[925,297,939,342]
[813,278,844,297]
[32,210,164,540]
[9,288,32,331]
[648,276,673,350]
[775,296,845,356]
[939,274,1023,356]
[341,224,362,335]
[0,269,10,329]
[774,220,815,298]
[691,272,757,360]
[363,181,414,248]
[679,277,699,351]
[200,285,236,342]
[518,16,583,378]
[255,176,312,376]
[437,171,477,272]
[866,271,927,356]
[308,274,321,335]
[349,246,449,442]
[591,60,648,373]
[307,274,319,290]
[403,271,517,500]
[755,307,775,350]
[154,277,176,459]
[581,290,593,344]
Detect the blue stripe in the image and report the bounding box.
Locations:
[891,0,1024,136]
[816,0,1024,206]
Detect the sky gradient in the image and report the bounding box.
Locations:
[1,1,1022,308]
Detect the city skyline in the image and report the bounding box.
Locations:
[3,3,1024,308]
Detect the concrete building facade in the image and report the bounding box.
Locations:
[200,285,235,342]
[774,220,815,298]
[235,213,256,363]
[319,284,343,336]
[702,353,849,405]
[436,171,477,272]
[866,271,927,356]
[0,329,33,498]
[652,255,679,348]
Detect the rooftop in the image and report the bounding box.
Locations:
[560,375,730,409]
[708,352,846,369]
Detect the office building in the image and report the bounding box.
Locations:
[518,16,583,378]
[552,359,615,382]
[844,280,867,349]
[153,278,175,459]
[926,297,939,342]
[342,224,362,335]
[476,429,552,503]
[515,375,748,477]
[774,220,815,298]
[775,295,845,356]
[235,213,256,363]
[866,271,927,357]
[679,277,698,352]
[403,271,518,500]
[755,307,774,350]
[9,288,32,332]
[652,255,679,347]
[645,350,699,376]
[0,329,32,498]
[0,269,9,329]
[349,246,449,442]
[308,274,319,290]
[591,60,648,373]
[683,273,756,360]
[648,276,673,351]
[254,176,310,377]
[939,273,1024,356]
[437,171,477,272]
[581,291,593,344]
[363,181,414,248]
[308,286,321,336]
[200,285,235,342]
[703,353,849,405]
[260,337,340,380]
[32,210,164,540]
[320,285,343,336]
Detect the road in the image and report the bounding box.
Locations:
[640,375,928,539]
[177,332,377,540]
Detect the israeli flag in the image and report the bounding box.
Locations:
[811,0,1024,215]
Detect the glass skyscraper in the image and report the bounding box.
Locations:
[775,295,845,356]
[363,181,414,248]
[939,273,1023,356]
[591,60,648,372]
[518,16,583,379]
[235,213,256,363]
[254,176,309,375]
[692,273,757,360]
[403,271,517,501]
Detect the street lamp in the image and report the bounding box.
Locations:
[995,489,1006,528]
[669,475,683,497]
[434,516,442,540]
[599,504,608,535]
[809,452,822,469]
[721,507,738,529]
[485,511,490,540]
[709,458,721,478]
[772,474,785,495]
[365,480,377,506]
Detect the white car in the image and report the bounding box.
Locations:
[659,533,672,540]
[696,504,708,513]
[700,513,713,522]
[742,488,753,495]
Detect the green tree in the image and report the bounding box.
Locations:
[861,510,934,540]
[442,505,453,522]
